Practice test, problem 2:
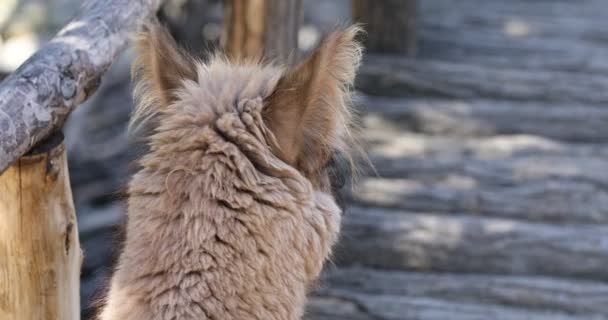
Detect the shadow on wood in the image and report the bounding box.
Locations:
[353,0,417,56]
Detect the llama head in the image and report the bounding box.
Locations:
[130,22,363,197]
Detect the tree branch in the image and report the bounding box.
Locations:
[0,0,163,173]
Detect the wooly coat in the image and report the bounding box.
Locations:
[98,22,362,320]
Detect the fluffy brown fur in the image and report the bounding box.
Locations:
[98,22,362,320]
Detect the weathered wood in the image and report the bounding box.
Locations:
[353,0,417,56]
[222,0,302,64]
[350,174,608,224]
[307,297,375,320]
[0,0,163,174]
[336,207,608,280]
[317,267,608,316]
[351,118,608,223]
[358,95,608,143]
[308,292,606,320]
[0,132,82,320]
[417,0,608,75]
[366,144,608,190]
[356,55,608,104]
[360,126,608,162]
[308,267,608,319]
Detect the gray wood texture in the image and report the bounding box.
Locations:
[352,0,418,56]
[308,268,608,320]
[318,267,608,315]
[358,95,608,143]
[357,56,608,103]
[0,0,162,173]
[337,207,608,279]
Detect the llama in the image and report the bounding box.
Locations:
[98,22,362,320]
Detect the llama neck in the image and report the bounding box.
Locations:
[101,139,330,320]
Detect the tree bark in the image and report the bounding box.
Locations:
[0,0,163,174]
[222,0,303,65]
[0,132,82,320]
[352,0,417,56]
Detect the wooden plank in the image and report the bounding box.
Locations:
[308,293,606,320]
[352,0,417,56]
[357,95,608,142]
[317,267,608,316]
[416,0,608,74]
[336,207,608,280]
[350,171,608,224]
[360,128,608,162]
[356,56,608,103]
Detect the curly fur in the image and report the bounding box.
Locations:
[98,22,362,320]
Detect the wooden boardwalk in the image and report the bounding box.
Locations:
[308,0,608,319]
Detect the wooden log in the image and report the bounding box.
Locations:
[0,0,163,174]
[317,267,608,316]
[358,95,608,143]
[307,297,375,320]
[308,291,602,320]
[336,207,608,280]
[369,151,608,196]
[222,0,302,65]
[349,117,608,223]
[352,0,417,56]
[415,0,608,74]
[350,173,608,224]
[358,123,608,163]
[0,132,82,320]
[356,55,608,103]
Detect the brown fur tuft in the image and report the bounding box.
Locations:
[264,26,364,188]
[129,22,198,133]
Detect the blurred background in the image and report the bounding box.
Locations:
[2,0,608,319]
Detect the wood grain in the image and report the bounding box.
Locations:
[0,133,82,320]
[222,0,302,65]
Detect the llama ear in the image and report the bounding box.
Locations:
[263,26,363,175]
[130,22,197,127]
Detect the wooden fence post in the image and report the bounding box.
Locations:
[222,0,303,65]
[353,0,418,56]
[0,132,82,320]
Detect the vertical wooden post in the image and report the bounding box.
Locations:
[222,0,303,65]
[0,132,82,320]
[353,0,418,56]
